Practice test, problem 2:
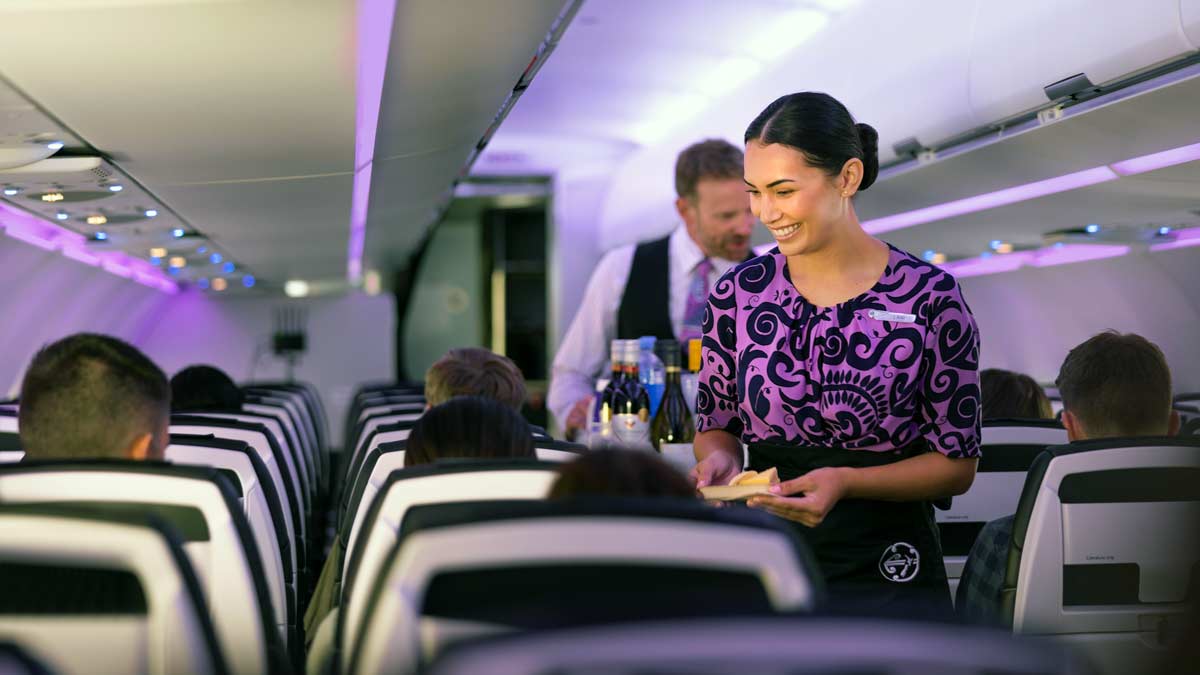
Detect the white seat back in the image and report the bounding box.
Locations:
[938,421,1067,591]
[0,464,279,675]
[166,440,290,644]
[0,506,226,675]
[172,419,303,546]
[340,462,560,669]
[351,499,821,673]
[201,412,313,511]
[1008,437,1200,674]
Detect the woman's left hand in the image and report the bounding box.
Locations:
[746,467,851,527]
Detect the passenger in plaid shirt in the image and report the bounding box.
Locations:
[955,332,1180,625]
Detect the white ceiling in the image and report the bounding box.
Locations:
[0,0,357,283]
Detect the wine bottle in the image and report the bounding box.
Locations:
[651,339,695,450]
[610,339,652,450]
[592,339,625,448]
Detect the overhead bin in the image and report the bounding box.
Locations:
[1186,0,1200,49]
[967,0,1197,126]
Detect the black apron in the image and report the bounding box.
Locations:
[748,441,953,620]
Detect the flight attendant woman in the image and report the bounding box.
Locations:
[691,92,981,616]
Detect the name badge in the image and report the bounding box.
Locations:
[868,309,917,323]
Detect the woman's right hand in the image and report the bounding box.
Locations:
[689,449,742,489]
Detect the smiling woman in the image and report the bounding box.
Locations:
[691,91,982,620]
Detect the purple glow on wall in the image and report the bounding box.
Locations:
[0,200,178,293]
[1110,141,1200,176]
[863,167,1119,234]
[1149,225,1200,253]
[1029,243,1129,267]
[941,251,1032,278]
[348,0,397,282]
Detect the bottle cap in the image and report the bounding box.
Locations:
[655,339,680,368]
[610,339,624,365]
[638,335,657,351]
[688,338,702,372]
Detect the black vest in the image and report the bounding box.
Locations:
[616,236,674,341]
[615,237,753,341]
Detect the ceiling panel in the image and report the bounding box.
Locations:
[364,0,570,272]
[0,0,355,288]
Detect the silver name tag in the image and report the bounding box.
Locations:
[868,309,917,323]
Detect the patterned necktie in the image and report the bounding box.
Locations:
[679,258,712,343]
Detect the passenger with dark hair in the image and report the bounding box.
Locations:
[979,368,1052,419]
[405,396,535,467]
[692,92,981,618]
[170,364,243,412]
[19,333,170,461]
[548,447,697,499]
[549,138,758,441]
[957,331,1180,624]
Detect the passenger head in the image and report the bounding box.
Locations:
[1056,331,1180,440]
[170,364,243,413]
[743,92,879,257]
[424,347,527,411]
[404,396,535,467]
[548,448,698,499]
[674,139,755,262]
[18,333,170,461]
[979,368,1053,420]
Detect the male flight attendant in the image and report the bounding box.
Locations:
[548,139,756,440]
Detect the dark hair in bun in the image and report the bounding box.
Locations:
[745,92,880,192]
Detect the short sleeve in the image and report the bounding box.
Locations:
[916,278,981,458]
[695,269,743,437]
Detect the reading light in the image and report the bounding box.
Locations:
[169,256,186,268]
[922,249,936,261]
[46,142,64,151]
[197,278,210,290]
[197,246,207,254]
[996,243,1014,254]
[144,209,158,218]
[989,240,1003,251]
[242,275,256,288]
[107,185,124,193]
[210,253,222,264]
[150,257,162,266]
[212,278,228,292]
[222,262,235,274]
[94,231,108,241]
[55,211,68,220]
[3,188,18,196]
[41,193,64,203]
[284,280,310,298]
[86,215,107,226]
[149,247,167,258]
[172,228,185,238]
[1085,224,1100,234]
[1158,226,1171,236]
[931,253,947,264]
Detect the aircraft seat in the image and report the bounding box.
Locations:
[0,461,287,675]
[338,461,562,670]
[348,498,822,674]
[166,434,296,655]
[0,504,227,675]
[424,617,1092,675]
[938,419,1067,596]
[1002,436,1200,674]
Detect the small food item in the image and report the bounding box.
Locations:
[728,467,779,486]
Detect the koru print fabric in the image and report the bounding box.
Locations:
[696,244,982,458]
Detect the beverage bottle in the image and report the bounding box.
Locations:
[637,335,666,418]
[651,339,695,450]
[590,339,625,448]
[681,338,702,415]
[610,340,652,450]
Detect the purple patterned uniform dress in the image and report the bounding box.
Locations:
[697,244,981,615]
